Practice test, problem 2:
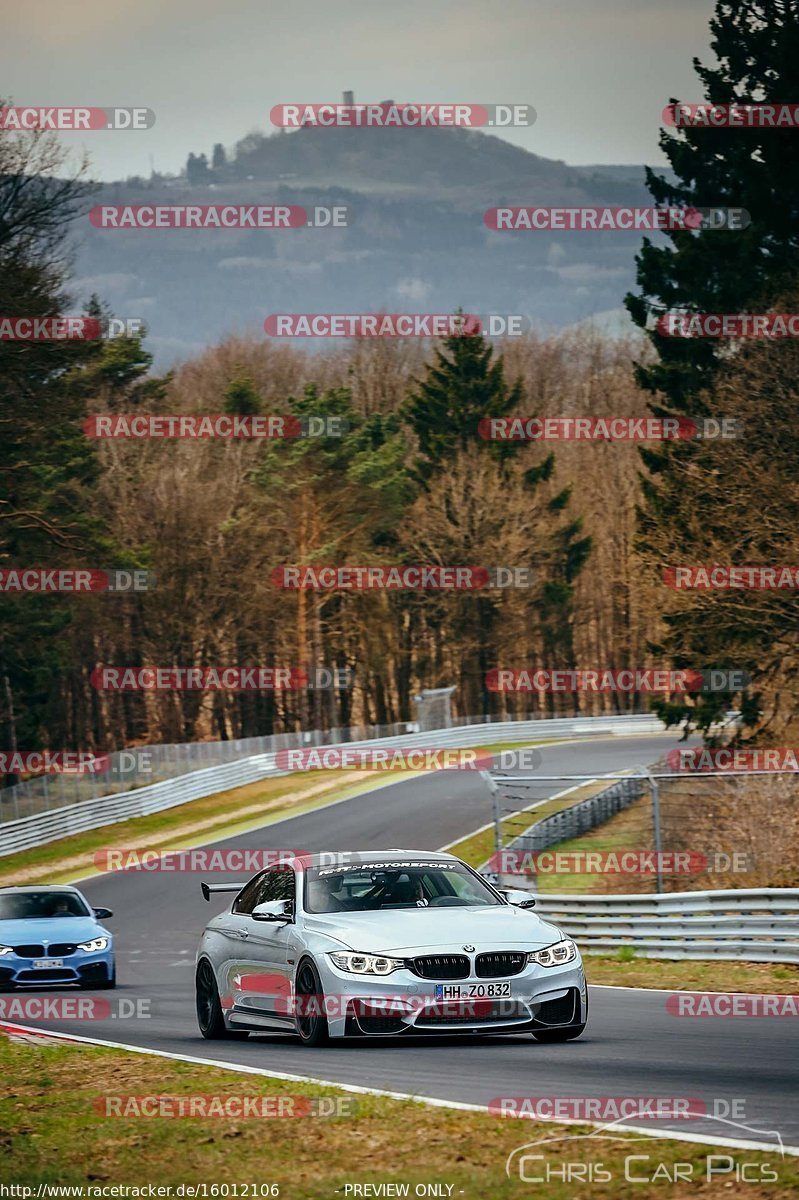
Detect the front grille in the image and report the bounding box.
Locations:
[13,945,44,958]
[475,952,526,978]
[15,969,75,982]
[411,954,470,980]
[416,1000,528,1026]
[49,944,77,957]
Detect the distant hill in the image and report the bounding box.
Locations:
[70,125,659,366]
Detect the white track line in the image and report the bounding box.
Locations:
[1,1020,794,1156]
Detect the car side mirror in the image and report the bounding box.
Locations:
[252,899,293,923]
[93,907,113,919]
[502,889,536,909]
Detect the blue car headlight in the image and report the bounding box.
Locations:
[527,940,578,968]
[77,937,110,953]
[0,946,12,957]
[328,952,406,976]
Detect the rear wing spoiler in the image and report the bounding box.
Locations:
[201,881,247,902]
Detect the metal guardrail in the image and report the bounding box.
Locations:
[0,714,666,857]
[534,889,799,963]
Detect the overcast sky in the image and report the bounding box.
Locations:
[3,0,717,181]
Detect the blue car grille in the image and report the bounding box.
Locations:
[13,945,44,957]
[15,969,76,982]
[48,944,78,957]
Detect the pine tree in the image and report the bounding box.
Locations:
[402,324,524,481]
[402,327,590,715]
[625,0,799,407]
[624,1,799,739]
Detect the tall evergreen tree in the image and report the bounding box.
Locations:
[402,325,524,480]
[626,0,799,407]
[624,1,799,738]
[403,328,591,715]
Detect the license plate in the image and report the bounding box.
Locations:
[434,981,511,1000]
[32,959,64,969]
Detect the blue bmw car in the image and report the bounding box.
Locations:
[0,885,115,989]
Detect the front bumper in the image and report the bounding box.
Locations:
[316,956,587,1038]
[0,949,114,988]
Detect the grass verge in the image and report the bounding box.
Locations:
[0,1035,794,1197]
[585,953,799,994]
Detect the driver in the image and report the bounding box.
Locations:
[389,876,426,905]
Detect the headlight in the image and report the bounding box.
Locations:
[0,946,12,957]
[328,951,406,975]
[527,940,578,968]
[77,937,110,953]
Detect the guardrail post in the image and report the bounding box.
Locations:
[650,774,664,894]
[480,770,502,875]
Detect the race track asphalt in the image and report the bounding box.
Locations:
[5,734,797,1153]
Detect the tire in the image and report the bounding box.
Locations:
[195,959,249,1040]
[295,958,329,1047]
[532,1022,586,1042]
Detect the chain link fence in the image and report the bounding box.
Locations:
[484,759,799,896]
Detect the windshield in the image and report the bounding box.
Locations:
[0,891,91,920]
[303,860,502,914]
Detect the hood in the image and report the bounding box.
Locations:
[303,904,562,952]
[0,916,110,945]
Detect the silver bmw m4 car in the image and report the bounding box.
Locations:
[195,849,587,1046]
